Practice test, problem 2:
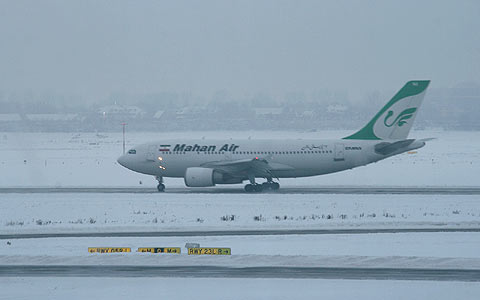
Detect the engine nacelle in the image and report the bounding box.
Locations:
[184,167,218,187]
[184,167,243,187]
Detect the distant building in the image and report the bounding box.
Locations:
[153,110,165,119]
[254,108,283,117]
[300,110,315,118]
[0,114,22,122]
[18,114,85,132]
[98,105,145,120]
[326,104,348,113]
[25,114,81,122]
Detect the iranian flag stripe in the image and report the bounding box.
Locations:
[159,144,171,151]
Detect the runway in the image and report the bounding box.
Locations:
[1,186,480,194]
[2,228,480,240]
[1,265,479,281]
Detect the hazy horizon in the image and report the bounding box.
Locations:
[1,0,479,102]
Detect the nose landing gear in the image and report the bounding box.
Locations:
[156,176,165,192]
[157,184,165,192]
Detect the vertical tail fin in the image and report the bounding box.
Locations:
[344,80,430,140]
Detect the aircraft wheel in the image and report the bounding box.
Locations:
[271,182,280,190]
[157,183,165,192]
[254,184,264,193]
[244,184,254,193]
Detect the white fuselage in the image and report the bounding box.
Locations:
[117,138,424,181]
[116,80,430,189]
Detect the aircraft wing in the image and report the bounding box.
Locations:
[201,157,294,178]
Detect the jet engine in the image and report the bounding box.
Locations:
[184,167,243,187]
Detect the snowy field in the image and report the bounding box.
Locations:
[2,130,480,299]
[2,232,480,270]
[4,232,480,259]
[2,193,480,269]
[1,193,479,234]
[0,130,479,187]
[2,277,480,300]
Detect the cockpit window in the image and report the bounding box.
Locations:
[128,149,136,154]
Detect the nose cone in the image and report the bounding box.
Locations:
[117,154,129,168]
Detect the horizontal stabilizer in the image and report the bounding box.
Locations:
[375,138,430,156]
[374,139,415,155]
[418,137,436,142]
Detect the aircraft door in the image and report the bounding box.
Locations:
[334,143,345,161]
[146,145,157,161]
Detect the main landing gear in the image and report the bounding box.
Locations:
[244,176,280,193]
[156,176,165,192]
[262,181,280,190]
[244,183,264,193]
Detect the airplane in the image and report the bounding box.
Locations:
[117,80,431,192]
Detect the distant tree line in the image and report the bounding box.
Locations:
[0,85,479,132]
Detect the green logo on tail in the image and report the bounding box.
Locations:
[383,107,417,127]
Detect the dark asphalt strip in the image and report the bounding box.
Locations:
[1,228,479,240]
[1,265,479,281]
[1,187,480,194]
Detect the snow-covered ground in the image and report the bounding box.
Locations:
[2,233,480,270]
[4,232,478,258]
[1,193,479,234]
[1,130,479,187]
[1,130,480,298]
[2,193,480,271]
[2,277,479,300]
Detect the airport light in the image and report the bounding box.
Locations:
[121,123,127,154]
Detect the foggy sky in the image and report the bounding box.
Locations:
[0,0,479,101]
